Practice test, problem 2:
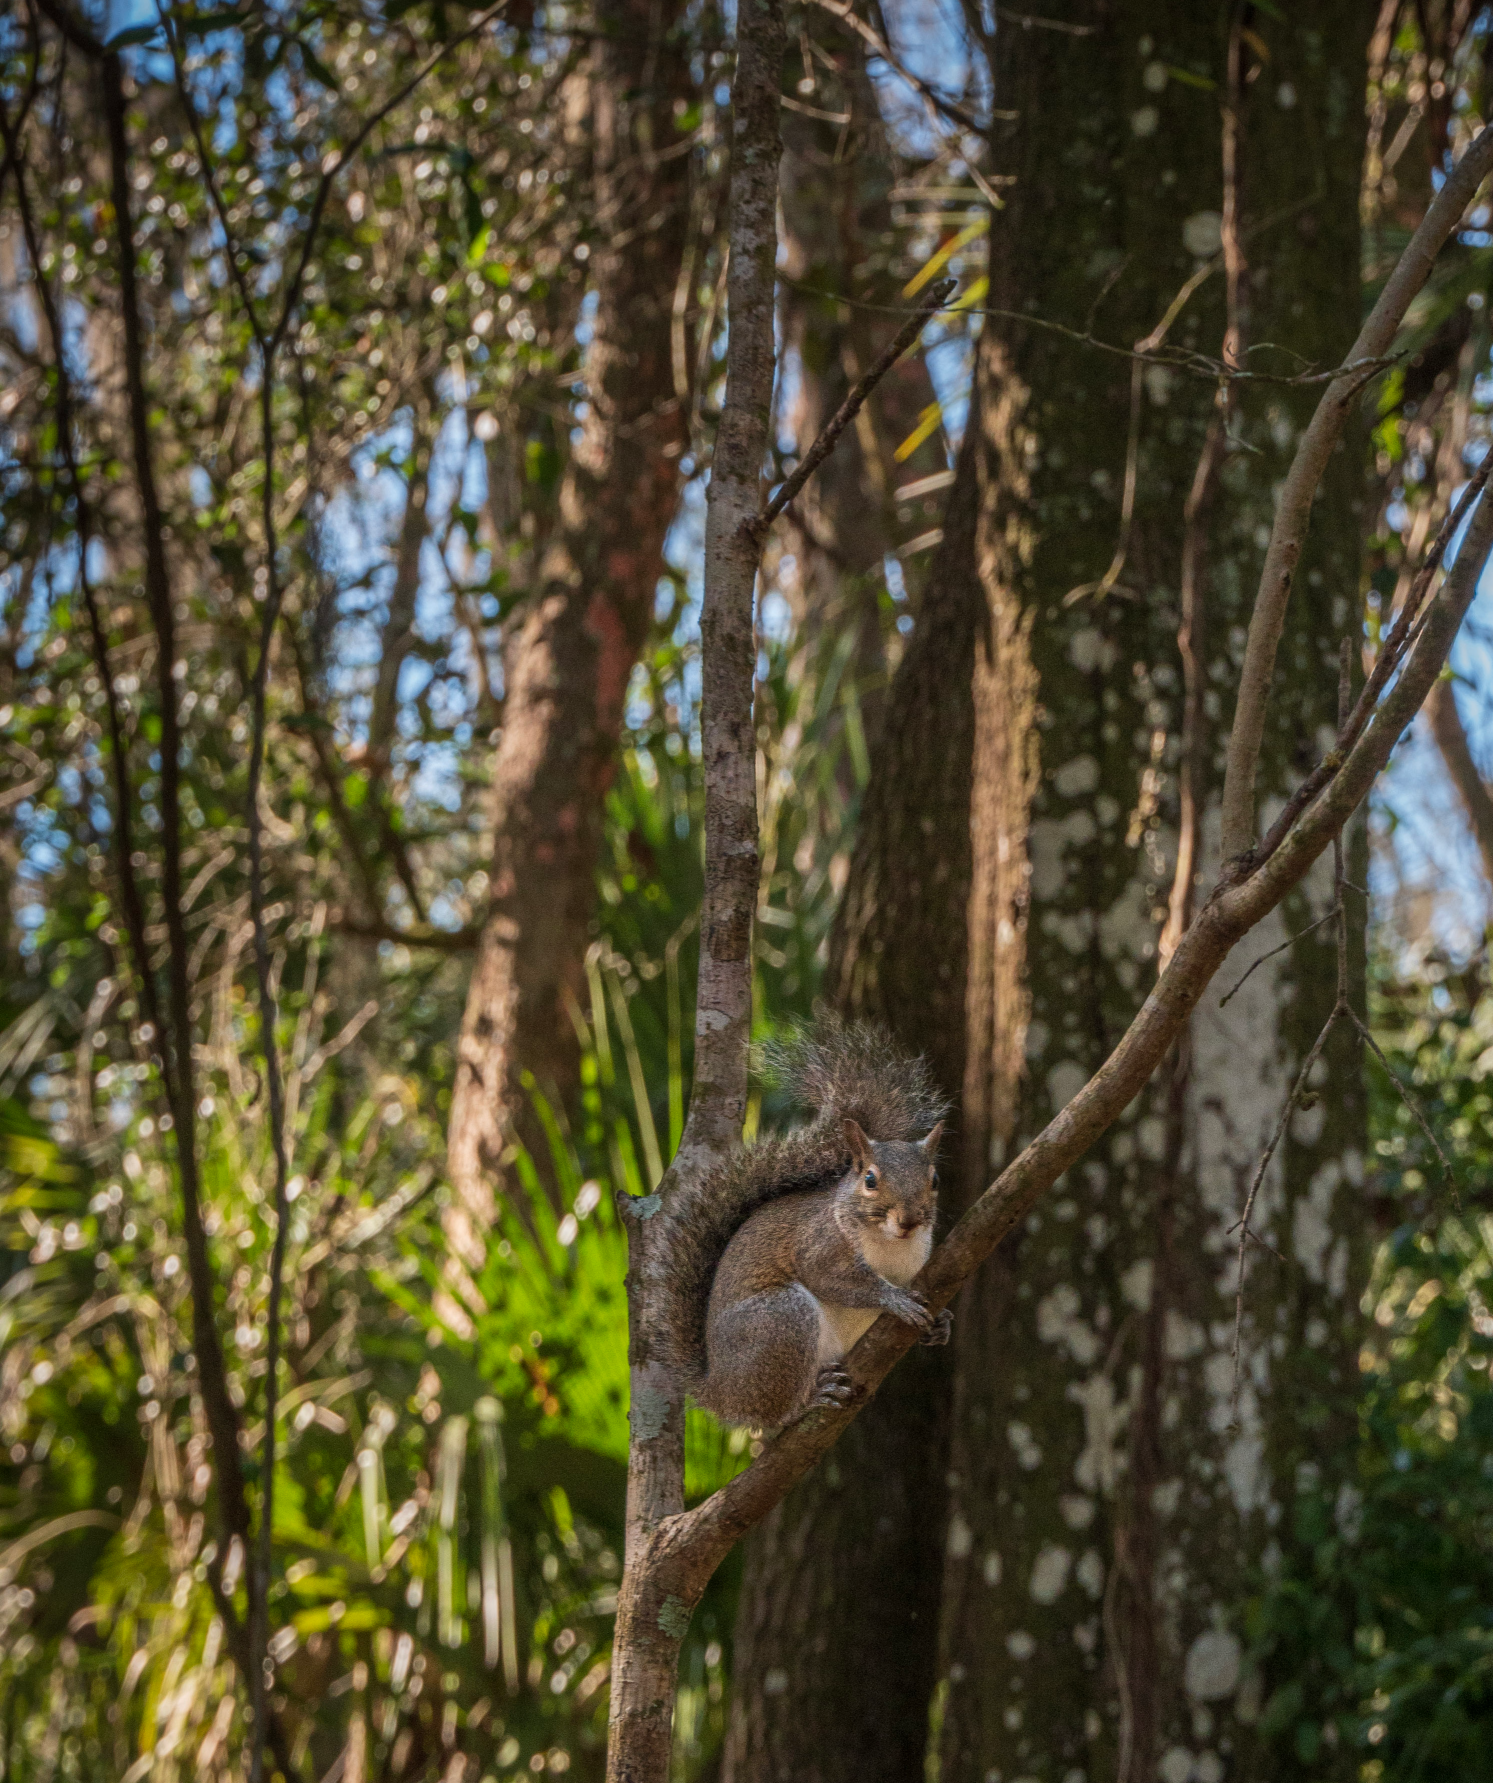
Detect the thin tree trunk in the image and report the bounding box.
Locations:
[447,0,692,1233]
[606,6,785,1778]
[936,9,1373,1781]
[724,431,982,1782]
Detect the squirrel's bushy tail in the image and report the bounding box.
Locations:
[660,1014,949,1396]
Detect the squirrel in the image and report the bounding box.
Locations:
[661,1016,951,1429]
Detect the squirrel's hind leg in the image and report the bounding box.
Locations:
[698,1285,825,1428]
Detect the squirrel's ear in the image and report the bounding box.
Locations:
[842,1118,874,1172]
[919,1121,945,1161]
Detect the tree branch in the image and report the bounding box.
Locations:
[1219,120,1493,858]
[751,276,956,541]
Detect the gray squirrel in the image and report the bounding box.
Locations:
[661,1017,951,1428]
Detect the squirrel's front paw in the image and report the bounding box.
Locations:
[811,1366,854,1409]
[887,1289,935,1336]
[919,1307,953,1346]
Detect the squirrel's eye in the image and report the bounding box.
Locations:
[863,1170,878,1189]
[931,1170,940,1190]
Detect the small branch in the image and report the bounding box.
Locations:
[1347,1005,1457,1198]
[1218,909,1337,1008]
[749,277,955,541]
[330,911,481,951]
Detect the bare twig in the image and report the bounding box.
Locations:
[1347,1006,1457,1196]
[751,277,955,540]
[1218,908,1337,1008]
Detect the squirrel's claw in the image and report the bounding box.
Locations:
[920,1307,953,1346]
[811,1366,854,1409]
[887,1288,936,1335]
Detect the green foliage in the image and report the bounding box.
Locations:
[1252,967,1493,1780]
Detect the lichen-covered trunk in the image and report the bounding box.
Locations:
[446,0,691,1236]
[937,10,1372,1783]
[723,436,982,1782]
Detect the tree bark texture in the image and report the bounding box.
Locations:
[938,10,1372,1783]
[447,0,692,1234]
[723,432,983,1783]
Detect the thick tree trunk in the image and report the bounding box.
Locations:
[723,435,982,1783]
[936,9,1372,1783]
[447,0,691,1233]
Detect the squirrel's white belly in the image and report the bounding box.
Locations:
[808,1224,934,1364]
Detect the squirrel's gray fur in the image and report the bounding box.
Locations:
[661,1013,949,1401]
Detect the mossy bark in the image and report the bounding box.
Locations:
[937,8,1371,1782]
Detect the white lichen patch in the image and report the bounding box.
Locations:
[1007,1420,1043,1471]
[983,1549,1003,1586]
[1158,1750,1193,1783]
[1029,1544,1072,1605]
[1053,754,1099,798]
[1184,1627,1242,1701]
[947,1511,974,1558]
[1120,1258,1154,1313]
[1047,1059,1088,1113]
[1164,1311,1206,1361]
[1037,1284,1101,1367]
[1059,1494,1095,1530]
[1069,628,1117,673]
[1076,1549,1105,1598]
[1067,1372,1127,1494]
[1006,1629,1036,1660]
[1292,1160,1340,1282]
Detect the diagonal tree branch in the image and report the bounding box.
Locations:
[1219,120,1493,858]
